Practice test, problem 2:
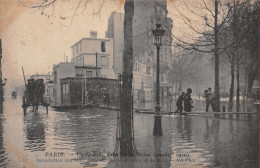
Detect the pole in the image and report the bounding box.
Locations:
[0,39,2,106]
[22,66,27,86]
[82,78,84,105]
[84,77,86,104]
[153,45,162,136]
[96,52,98,77]
[83,56,84,67]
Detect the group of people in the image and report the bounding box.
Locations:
[26,79,45,104]
[174,88,194,113]
[174,87,216,113]
[86,88,110,106]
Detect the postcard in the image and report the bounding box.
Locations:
[0,0,259,167]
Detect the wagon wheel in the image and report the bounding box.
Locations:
[22,95,27,115]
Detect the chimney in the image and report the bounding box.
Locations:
[90,30,97,38]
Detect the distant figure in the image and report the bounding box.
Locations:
[103,90,110,106]
[12,91,17,99]
[184,88,193,112]
[87,89,93,103]
[204,88,215,112]
[175,92,185,113]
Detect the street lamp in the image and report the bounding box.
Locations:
[152,23,165,136]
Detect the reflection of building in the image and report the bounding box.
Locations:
[71,31,114,79]
[132,0,173,102]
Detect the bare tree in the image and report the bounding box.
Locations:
[120,0,135,156]
[243,2,259,98]
[171,0,235,112]
[223,0,259,112]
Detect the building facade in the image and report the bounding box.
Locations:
[52,62,75,106]
[132,0,173,102]
[71,31,115,79]
[106,12,124,78]
[60,77,119,107]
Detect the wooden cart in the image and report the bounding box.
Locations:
[22,78,49,114]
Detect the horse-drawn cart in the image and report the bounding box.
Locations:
[22,78,49,114]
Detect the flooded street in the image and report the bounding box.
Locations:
[0,96,259,168]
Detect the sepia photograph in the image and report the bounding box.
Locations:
[0,0,259,167]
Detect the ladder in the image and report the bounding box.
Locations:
[82,77,87,105]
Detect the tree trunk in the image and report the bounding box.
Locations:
[247,53,260,97]
[178,79,182,94]
[214,0,220,112]
[236,59,240,112]
[243,67,247,112]
[120,0,134,156]
[228,54,235,112]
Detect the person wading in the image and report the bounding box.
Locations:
[174,92,185,113]
[184,88,193,112]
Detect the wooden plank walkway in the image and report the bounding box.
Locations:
[135,110,259,115]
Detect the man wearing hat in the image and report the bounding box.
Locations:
[205,88,215,112]
[184,88,193,112]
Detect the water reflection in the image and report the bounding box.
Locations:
[0,114,8,167]
[23,113,46,152]
[154,137,162,168]
[0,97,258,167]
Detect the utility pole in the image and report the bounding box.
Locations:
[96,52,98,77]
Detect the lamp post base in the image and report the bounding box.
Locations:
[153,115,163,136]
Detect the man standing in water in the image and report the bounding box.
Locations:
[174,92,185,113]
[204,88,215,112]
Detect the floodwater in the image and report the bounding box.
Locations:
[0,96,259,168]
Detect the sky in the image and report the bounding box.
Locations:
[1,0,124,87]
[0,0,201,91]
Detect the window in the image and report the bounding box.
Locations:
[76,44,79,54]
[62,83,69,103]
[54,71,57,83]
[86,71,92,78]
[101,56,107,68]
[76,74,84,78]
[101,41,106,52]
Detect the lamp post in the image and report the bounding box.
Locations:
[152,23,165,136]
